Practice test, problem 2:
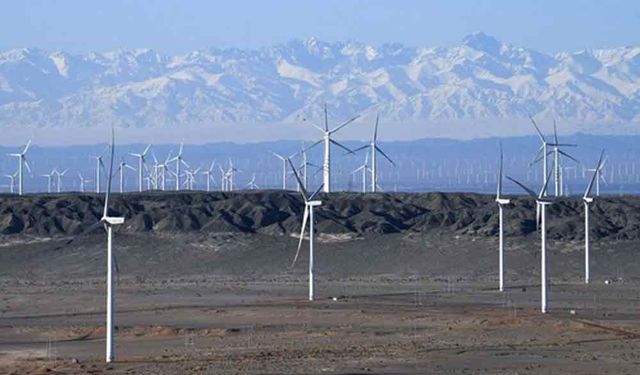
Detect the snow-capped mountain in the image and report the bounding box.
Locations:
[0,33,639,133]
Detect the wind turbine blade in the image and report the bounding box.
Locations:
[292,205,309,267]
[558,150,580,164]
[178,143,184,156]
[375,145,395,166]
[103,128,115,218]
[585,150,604,198]
[538,169,553,198]
[553,119,558,145]
[288,158,308,198]
[528,116,546,142]
[143,144,151,156]
[350,145,369,154]
[529,145,544,166]
[330,115,360,134]
[330,139,353,154]
[373,113,379,142]
[23,139,32,154]
[23,158,32,173]
[506,176,537,198]
[302,139,323,153]
[309,184,323,200]
[552,143,577,147]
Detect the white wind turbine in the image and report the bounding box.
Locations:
[245,173,259,190]
[507,171,553,313]
[4,173,17,194]
[7,140,32,195]
[53,169,68,193]
[585,158,607,197]
[583,150,605,284]
[303,104,359,193]
[351,153,371,193]
[549,121,579,197]
[201,160,217,192]
[129,145,151,192]
[495,144,511,292]
[41,172,53,193]
[59,129,124,362]
[218,165,229,191]
[117,159,136,193]
[168,143,185,191]
[92,155,106,193]
[77,172,91,193]
[352,114,395,192]
[184,166,201,190]
[289,158,324,301]
[272,152,291,190]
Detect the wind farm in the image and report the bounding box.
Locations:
[2,1,640,373]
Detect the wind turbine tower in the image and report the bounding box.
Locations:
[7,140,32,195]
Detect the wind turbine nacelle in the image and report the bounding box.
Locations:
[583,197,594,203]
[496,198,511,205]
[103,217,125,225]
[307,200,322,207]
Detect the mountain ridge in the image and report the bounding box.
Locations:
[1,33,639,135]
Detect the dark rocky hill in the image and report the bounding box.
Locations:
[0,191,638,241]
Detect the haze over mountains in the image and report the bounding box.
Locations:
[0,32,639,143]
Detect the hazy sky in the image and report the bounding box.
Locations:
[1,0,639,53]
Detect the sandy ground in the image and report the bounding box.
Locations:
[1,232,640,374]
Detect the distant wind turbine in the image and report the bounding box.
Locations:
[352,114,395,192]
[583,150,605,284]
[507,170,553,313]
[7,140,32,195]
[129,144,151,192]
[495,143,511,292]
[303,104,359,193]
[289,158,323,301]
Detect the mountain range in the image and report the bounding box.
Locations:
[0,32,639,139]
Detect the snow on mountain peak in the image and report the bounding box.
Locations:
[0,35,638,131]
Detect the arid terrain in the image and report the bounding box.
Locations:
[1,192,639,374]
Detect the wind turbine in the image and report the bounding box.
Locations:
[495,143,511,292]
[4,173,17,194]
[586,159,607,197]
[41,172,53,193]
[201,160,217,192]
[583,150,605,284]
[507,171,553,313]
[54,169,68,193]
[92,155,106,193]
[352,114,395,192]
[58,129,124,363]
[351,153,371,193]
[168,143,185,191]
[288,159,323,301]
[117,160,136,193]
[549,121,579,197]
[245,173,260,190]
[129,145,151,192]
[272,152,289,190]
[7,140,32,195]
[303,104,359,193]
[77,172,91,193]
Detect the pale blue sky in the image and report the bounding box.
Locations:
[1,0,639,53]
